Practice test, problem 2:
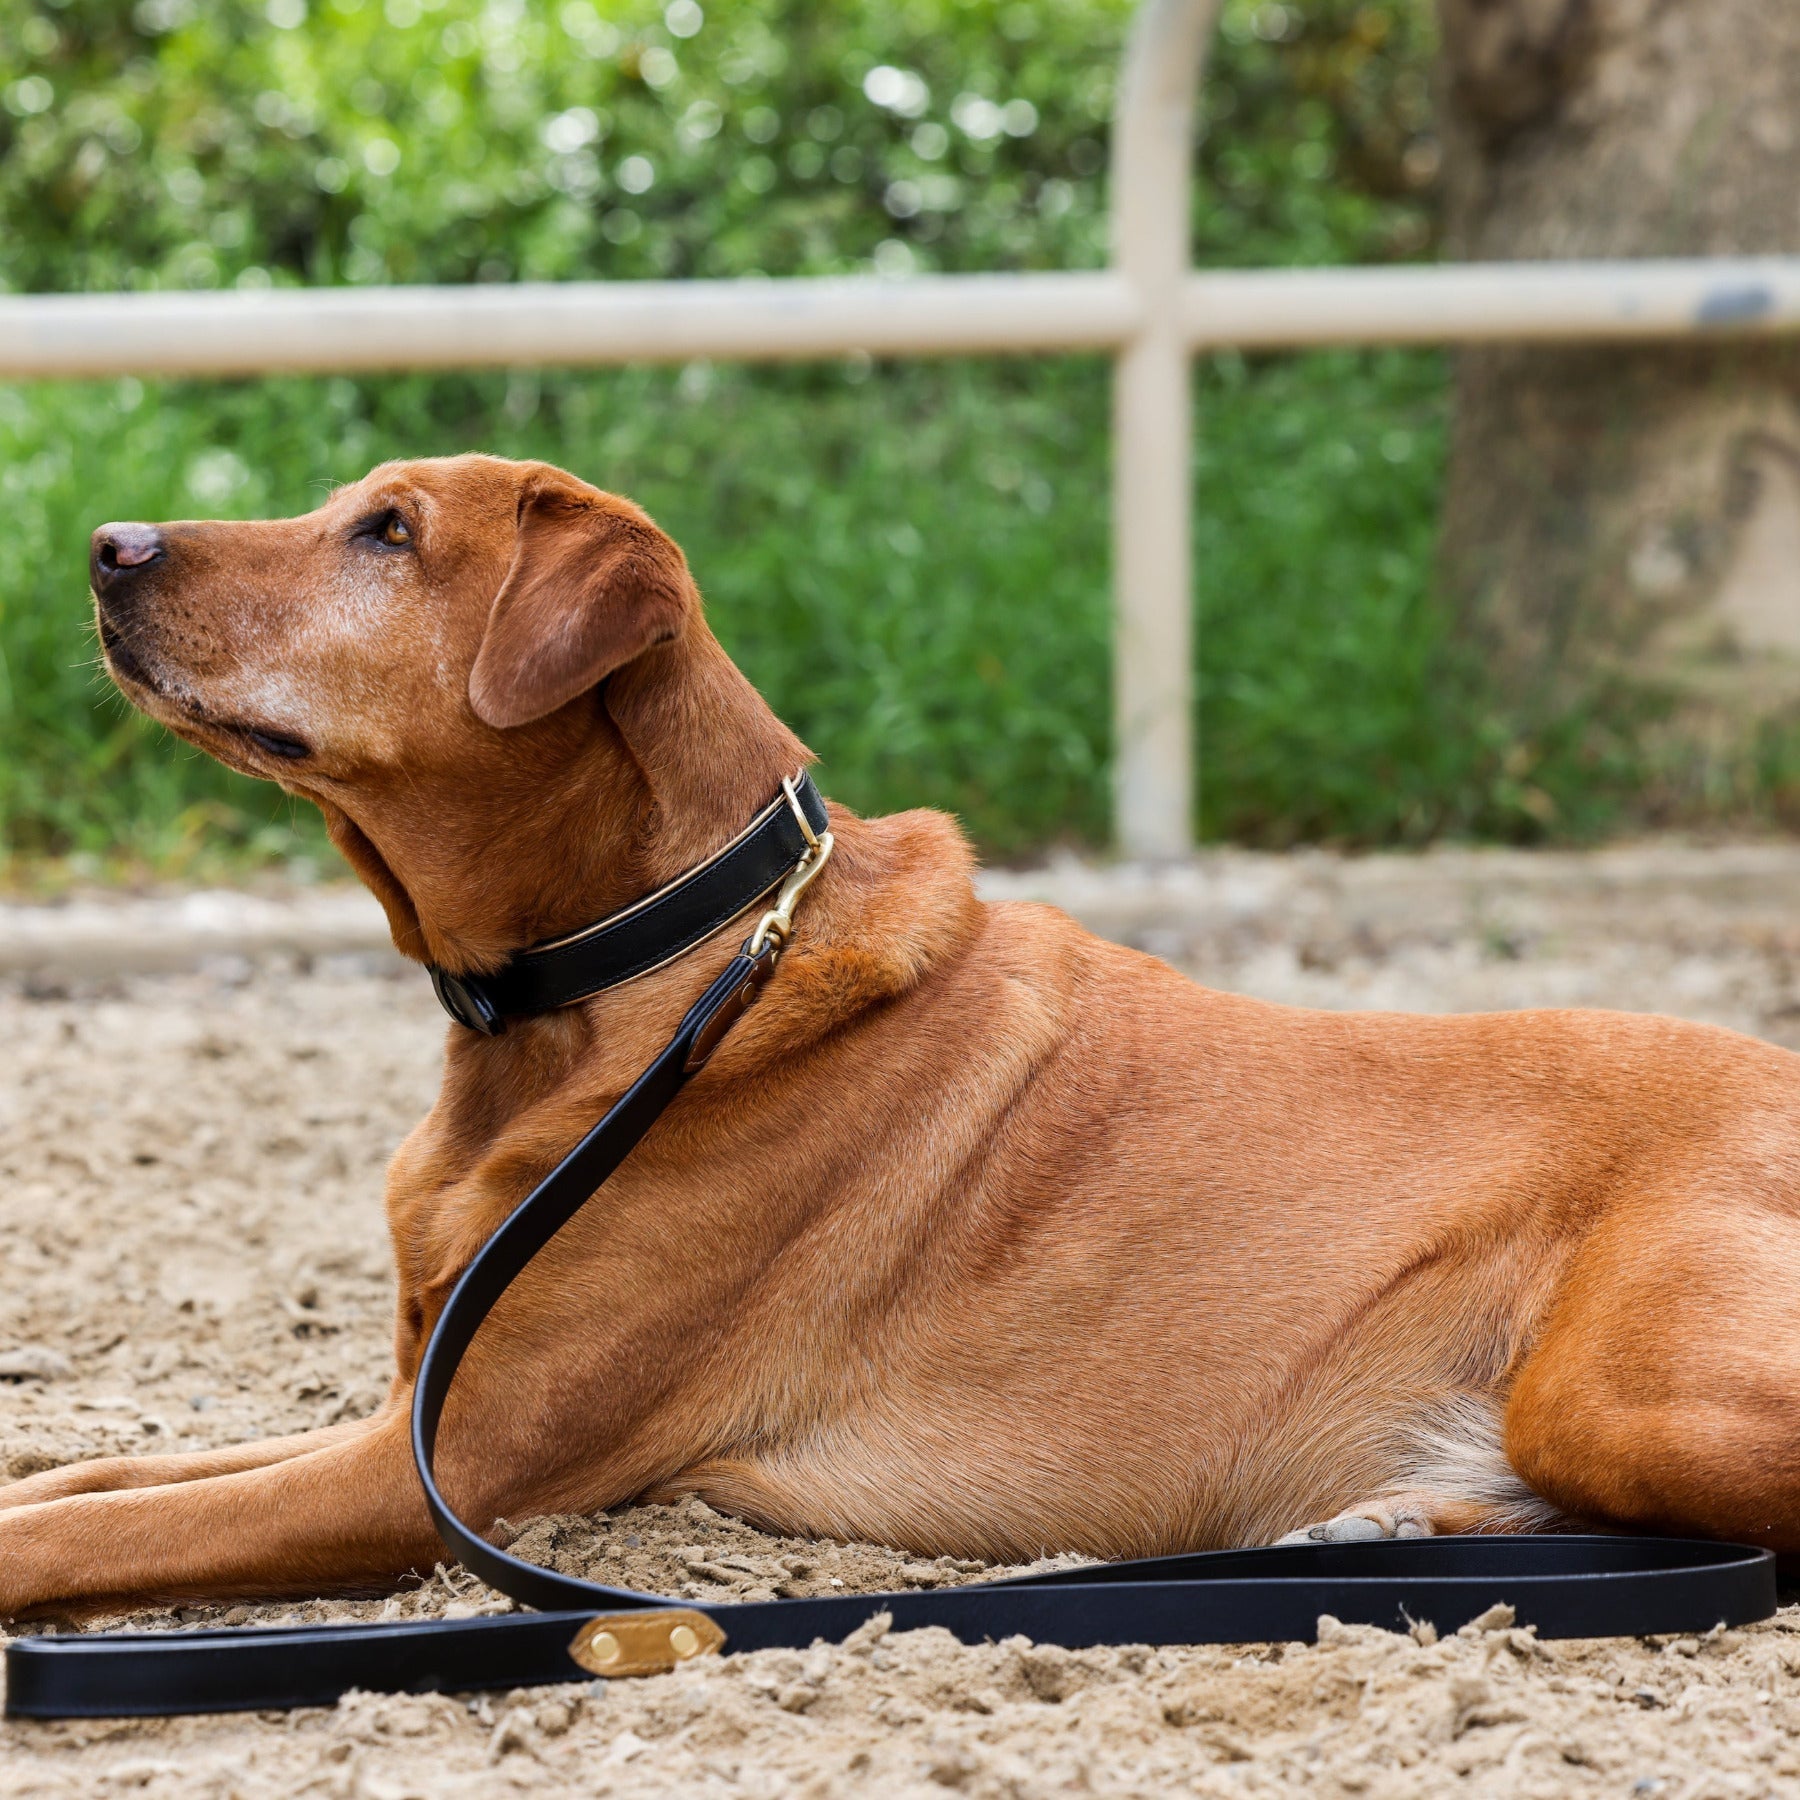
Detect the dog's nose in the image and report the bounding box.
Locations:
[90,523,166,598]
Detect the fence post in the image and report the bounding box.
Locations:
[1110,0,1219,859]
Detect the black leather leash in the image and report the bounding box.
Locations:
[8,1537,1774,1719]
[4,778,1778,1718]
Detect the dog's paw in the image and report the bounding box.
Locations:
[1273,1503,1435,1547]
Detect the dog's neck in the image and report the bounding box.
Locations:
[322,625,812,975]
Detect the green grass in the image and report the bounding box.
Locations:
[3,348,1654,877]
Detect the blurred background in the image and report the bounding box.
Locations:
[1,0,1796,883]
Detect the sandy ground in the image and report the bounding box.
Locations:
[6,840,1800,1795]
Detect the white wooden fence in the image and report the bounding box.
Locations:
[7,0,1800,857]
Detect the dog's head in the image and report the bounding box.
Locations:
[92,454,806,965]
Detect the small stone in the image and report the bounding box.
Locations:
[925,1734,979,1788]
[534,1697,575,1736]
[1457,1602,1515,1637]
[487,1705,538,1760]
[0,1345,72,1382]
[843,1612,892,1655]
[605,1729,648,1764]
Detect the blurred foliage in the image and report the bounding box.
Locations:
[2,0,1117,289]
[1197,0,1436,267]
[9,0,1637,879]
[0,0,1437,293]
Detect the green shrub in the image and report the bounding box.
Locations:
[0,0,1434,291]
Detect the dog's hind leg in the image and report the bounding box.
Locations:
[1272,1392,1574,1545]
[0,1411,390,1514]
[1273,1486,1564,1545]
[1502,1181,1800,1553]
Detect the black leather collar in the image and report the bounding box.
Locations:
[428,772,829,1035]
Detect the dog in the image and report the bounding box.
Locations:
[3,450,1797,1620]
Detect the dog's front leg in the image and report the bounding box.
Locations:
[0,1412,392,1515]
[0,1407,441,1618]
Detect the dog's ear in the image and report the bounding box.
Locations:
[468,475,691,729]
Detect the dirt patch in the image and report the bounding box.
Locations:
[4,845,1800,1795]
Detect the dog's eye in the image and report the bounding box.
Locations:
[379,513,412,547]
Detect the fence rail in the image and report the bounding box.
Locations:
[5,0,1798,856]
[0,273,1136,376]
[12,260,1800,381]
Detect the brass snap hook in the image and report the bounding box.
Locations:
[748,830,834,956]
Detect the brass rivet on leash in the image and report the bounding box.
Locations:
[569,1609,725,1677]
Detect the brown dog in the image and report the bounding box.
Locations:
[3,451,1797,1619]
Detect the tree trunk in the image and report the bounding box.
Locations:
[1436,0,1800,752]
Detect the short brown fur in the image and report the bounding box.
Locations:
[8,453,1799,1617]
